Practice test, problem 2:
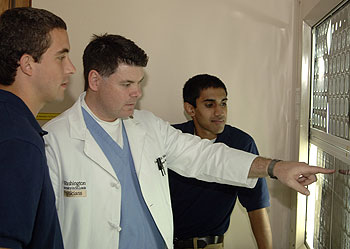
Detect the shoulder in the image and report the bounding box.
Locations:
[217,125,258,154]
[43,110,70,131]
[223,125,254,141]
[171,120,194,134]
[132,110,181,137]
[0,105,44,154]
[133,109,157,120]
[134,109,173,125]
[132,109,161,127]
[43,100,80,134]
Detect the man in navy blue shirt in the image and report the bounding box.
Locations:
[0,7,75,249]
[169,74,272,249]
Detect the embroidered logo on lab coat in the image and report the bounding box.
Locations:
[63,180,87,197]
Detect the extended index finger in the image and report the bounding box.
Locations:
[305,166,335,175]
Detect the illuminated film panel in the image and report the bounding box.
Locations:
[309,1,350,248]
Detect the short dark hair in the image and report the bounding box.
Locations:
[0,7,67,86]
[183,74,228,107]
[83,34,149,91]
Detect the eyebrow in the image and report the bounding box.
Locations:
[55,48,69,56]
[138,76,145,83]
[121,76,145,84]
[203,97,228,102]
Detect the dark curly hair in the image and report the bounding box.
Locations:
[0,7,67,85]
[83,34,149,91]
[183,74,227,107]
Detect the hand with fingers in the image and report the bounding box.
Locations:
[272,161,335,195]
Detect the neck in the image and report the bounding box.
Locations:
[85,91,117,122]
[195,130,217,140]
[193,126,217,140]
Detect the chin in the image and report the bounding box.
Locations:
[215,128,225,134]
[121,111,135,118]
[51,94,65,103]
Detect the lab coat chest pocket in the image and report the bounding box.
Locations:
[137,137,173,244]
[138,136,170,206]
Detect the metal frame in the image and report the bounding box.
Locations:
[293,20,312,249]
[295,0,349,248]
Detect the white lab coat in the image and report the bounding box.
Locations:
[44,92,257,249]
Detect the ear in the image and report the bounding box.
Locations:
[19,54,34,76]
[184,102,196,117]
[88,70,102,92]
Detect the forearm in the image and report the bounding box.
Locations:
[248,208,272,249]
[248,157,270,178]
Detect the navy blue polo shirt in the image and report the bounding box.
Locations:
[169,120,270,239]
[0,90,64,249]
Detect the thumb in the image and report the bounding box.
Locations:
[287,181,310,196]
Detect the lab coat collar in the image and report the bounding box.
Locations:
[67,92,145,177]
[123,116,145,175]
[67,92,88,141]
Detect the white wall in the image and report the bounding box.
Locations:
[33,0,302,248]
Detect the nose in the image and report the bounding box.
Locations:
[65,56,76,75]
[214,105,225,116]
[130,83,142,98]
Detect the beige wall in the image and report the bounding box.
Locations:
[33,0,303,248]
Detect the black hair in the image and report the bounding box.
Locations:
[83,34,149,90]
[183,74,227,107]
[0,7,67,85]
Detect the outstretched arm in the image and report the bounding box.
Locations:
[248,157,335,195]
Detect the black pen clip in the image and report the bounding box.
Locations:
[156,157,166,176]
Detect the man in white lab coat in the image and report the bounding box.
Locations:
[43,34,334,249]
